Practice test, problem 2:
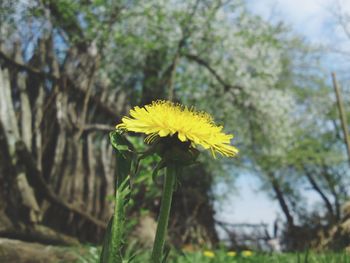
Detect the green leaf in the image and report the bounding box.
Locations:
[100,217,113,263]
[109,130,135,185]
[100,131,136,263]
[109,131,134,155]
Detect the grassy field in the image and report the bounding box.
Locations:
[170,251,350,263]
[77,246,350,263]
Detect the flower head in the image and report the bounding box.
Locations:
[242,250,253,257]
[203,250,215,258]
[117,100,238,158]
[227,251,237,257]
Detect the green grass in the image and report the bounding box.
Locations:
[77,245,350,263]
[171,251,350,263]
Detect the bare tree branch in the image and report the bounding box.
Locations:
[185,53,243,92]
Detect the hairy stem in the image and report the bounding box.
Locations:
[151,165,177,263]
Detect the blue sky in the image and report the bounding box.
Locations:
[215,0,350,233]
[248,0,350,73]
[247,0,350,44]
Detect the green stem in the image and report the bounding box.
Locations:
[109,194,123,263]
[151,165,177,263]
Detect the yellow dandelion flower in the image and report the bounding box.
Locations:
[227,251,237,257]
[116,100,238,158]
[242,250,253,257]
[203,250,215,258]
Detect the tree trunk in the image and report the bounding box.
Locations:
[0,36,114,243]
[304,169,336,222]
[0,65,41,225]
[268,172,294,228]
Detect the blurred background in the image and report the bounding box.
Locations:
[1,0,350,261]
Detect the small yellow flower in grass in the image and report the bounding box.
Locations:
[242,250,253,257]
[117,100,238,158]
[227,251,237,257]
[203,250,215,258]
